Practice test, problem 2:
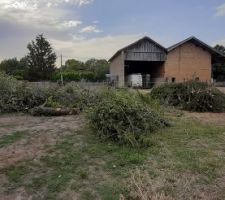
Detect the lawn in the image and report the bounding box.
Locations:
[0,112,225,200]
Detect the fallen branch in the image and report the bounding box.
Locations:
[30,106,79,116]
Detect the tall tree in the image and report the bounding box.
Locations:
[213,45,225,81]
[27,34,56,81]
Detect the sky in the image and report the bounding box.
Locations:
[0,0,225,66]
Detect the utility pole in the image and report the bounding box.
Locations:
[60,54,64,85]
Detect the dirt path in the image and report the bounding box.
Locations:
[0,114,85,169]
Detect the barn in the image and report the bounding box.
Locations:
[109,36,225,87]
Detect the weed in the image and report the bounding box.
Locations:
[86,89,168,147]
[0,131,27,148]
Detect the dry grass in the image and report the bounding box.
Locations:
[0,114,84,169]
[184,111,225,126]
[121,169,174,200]
[0,111,225,200]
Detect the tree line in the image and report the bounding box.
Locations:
[0,34,109,82]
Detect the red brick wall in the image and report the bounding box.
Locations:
[165,42,212,82]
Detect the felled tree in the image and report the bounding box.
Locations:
[27,34,56,81]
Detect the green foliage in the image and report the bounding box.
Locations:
[0,73,99,114]
[0,57,28,79]
[26,34,56,81]
[58,58,110,82]
[151,81,225,112]
[0,58,20,76]
[213,63,225,81]
[49,83,99,110]
[86,89,167,147]
[213,45,225,81]
[64,59,86,71]
[0,72,23,112]
[0,72,48,113]
[84,59,109,81]
[183,87,225,112]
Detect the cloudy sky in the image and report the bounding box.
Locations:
[0,0,225,65]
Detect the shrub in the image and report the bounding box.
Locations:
[21,84,50,110]
[48,83,100,110]
[0,73,49,113]
[183,87,225,112]
[0,72,22,112]
[0,73,99,114]
[151,81,225,112]
[86,89,167,147]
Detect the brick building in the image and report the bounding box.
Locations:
[109,36,225,87]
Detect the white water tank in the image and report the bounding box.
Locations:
[127,74,143,87]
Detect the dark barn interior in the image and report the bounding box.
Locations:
[124,61,164,77]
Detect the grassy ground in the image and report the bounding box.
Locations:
[0,112,225,199]
[0,131,27,148]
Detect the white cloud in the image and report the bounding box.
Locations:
[216,3,225,16]
[3,1,37,10]
[80,25,102,33]
[60,20,82,28]
[0,0,93,30]
[50,34,143,63]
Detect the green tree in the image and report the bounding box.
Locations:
[27,34,56,81]
[18,56,29,80]
[213,45,225,81]
[215,45,225,55]
[85,59,109,81]
[64,59,85,72]
[0,57,28,79]
[0,58,20,75]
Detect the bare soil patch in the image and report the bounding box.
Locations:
[0,114,84,169]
